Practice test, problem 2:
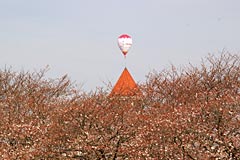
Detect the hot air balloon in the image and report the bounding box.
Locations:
[118,34,132,57]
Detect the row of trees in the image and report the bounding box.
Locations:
[0,53,239,159]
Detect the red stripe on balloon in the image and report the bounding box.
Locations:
[119,34,131,38]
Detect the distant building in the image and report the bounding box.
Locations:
[110,67,141,97]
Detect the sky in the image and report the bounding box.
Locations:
[0,0,240,91]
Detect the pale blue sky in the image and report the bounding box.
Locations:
[1,0,240,91]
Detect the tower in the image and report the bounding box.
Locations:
[110,67,141,97]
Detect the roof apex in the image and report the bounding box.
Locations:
[110,67,141,96]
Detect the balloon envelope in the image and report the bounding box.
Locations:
[118,34,132,56]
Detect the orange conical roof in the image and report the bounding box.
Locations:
[110,67,141,96]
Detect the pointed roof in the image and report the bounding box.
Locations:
[110,67,141,96]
